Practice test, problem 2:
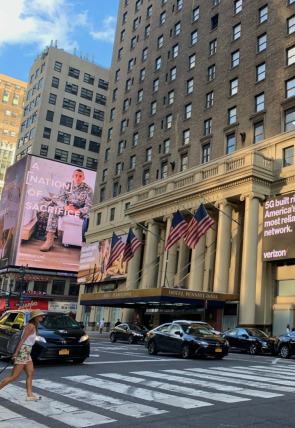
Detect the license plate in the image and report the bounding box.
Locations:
[215,348,222,353]
[59,349,69,355]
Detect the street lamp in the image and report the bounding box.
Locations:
[17,264,28,307]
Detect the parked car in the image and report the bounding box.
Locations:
[222,327,277,355]
[145,321,229,359]
[0,310,90,363]
[274,331,295,358]
[110,322,148,344]
[173,320,221,335]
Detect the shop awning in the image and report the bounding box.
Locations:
[80,288,239,309]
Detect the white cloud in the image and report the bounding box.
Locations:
[0,0,88,51]
[90,16,116,43]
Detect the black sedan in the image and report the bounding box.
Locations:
[223,327,277,355]
[274,331,295,358]
[110,322,148,344]
[145,321,229,359]
[0,310,90,363]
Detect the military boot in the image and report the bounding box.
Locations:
[40,232,55,252]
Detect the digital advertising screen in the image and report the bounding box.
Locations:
[77,234,128,284]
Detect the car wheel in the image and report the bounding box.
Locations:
[249,343,258,355]
[73,358,86,364]
[110,333,116,343]
[280,345,291,359]
[181,343,191,359]
[148,340,158,355]
[128,334,134,344]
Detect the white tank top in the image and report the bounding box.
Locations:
[22,326,36,346]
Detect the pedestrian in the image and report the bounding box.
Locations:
[115,319,121,327]
[0,309,44,401]
[286,324,290,333]
[99,318,105,334]
[292,325,295,332]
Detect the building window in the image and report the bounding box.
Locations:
[60,115,73,128]
[185,103,192,119]
[155,56,162,70]
[259,5,268,24]
[137,89,143,103]
[255,92,264,112]
[160,11,166,25]
[52,280,65,295]
[135,110,141,124]
[143,169,150,186]
[118,47,123,59]
[226,133,236,154]
[102,169,108,182]
[115,162,122,176]
[89,141,100,153]
[209,39,217,56]
[231,50,240,68]
[147,5,152,18]
[118,140,124,154]
[55,148,68,162]
[133,133,138,146]
[170,67,176,81]
[148,123,155,138]
[146,148,152,162]
[91,125,102,137]
[40,144,48,157]
[286,77,295,98]
[54,61,62,72]
[115,69,120,81]
[228,106,237,124]
[258,33,267,52]
[151,101,157,115]
[153,78,159,92]
[49,93,57,105]
[211,14,218,30]
[68,67,80,79]
[98,79,108,90]
[65,82,78,95]
[163,139,170,154]
[191,30,198,45]
[63,98,76,111]
[161,161,168,179]
[112,88,118,101]
[177,0,183,10]
[96,212,102,226]
[287,15,295,35]
[166,114,172,129]
[230,78,238,96]
[73,137,86,149]
[233,23,241,40]
[130,36,136,49]
[142,47,148,61]
[234,0,242,14]
[206,91,214,108]
[183,129,190,145]
[180,153,188,171]
[71,153,84,166]
[139,68,145,81]
[38,78,43,89]
[127,176,134,192]
[123,99,129,112]
[145,24,150,37]
[96,93,106,105]
[121,29,125,41]
[130,155,136,169]
[256,62,266,81]
[208,64,216,81]
[52,76,59,88]
[43,127,51,139]
[93,109,104,121]
[126,79,131,91]
[100,188,105,203]
[187,78,194,94]
[254,121,264,142]
[81,88,93,101]
[121,119,127,131]
[202,143,211,163]
[57,131,71,145]
[172,44,178,58]
[283,146,294,167]
[76,119,88,132]
[110,208,115,221]
[285,107,295,131]
[110,108,115,120]
[174,21,181,36]
[204,118,212,135]
[107,128,113,141]
[193,7,199,21]
[46,110,54,122]
[168,90,174,105]
[189,54,196,69]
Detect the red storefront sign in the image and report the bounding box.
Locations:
[0,299,48,312]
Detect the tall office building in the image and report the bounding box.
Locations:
[0,74,26,196]
[15,45,109,172]
[78,0,295,334]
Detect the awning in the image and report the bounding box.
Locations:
[80,288,239,309]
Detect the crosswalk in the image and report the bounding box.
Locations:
[0,363,294,427]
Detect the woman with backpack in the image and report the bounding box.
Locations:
[0,309,44,401]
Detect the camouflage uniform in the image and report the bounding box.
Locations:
[46,181,94,233]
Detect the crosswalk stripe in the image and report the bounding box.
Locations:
[100,373,249,403]
[184,368,295,392]
[0,405,47,428]
[247,366,295,376]
[132,370,281,399]
[214,366,295,381]
[32,379,167,418]
[0,384,115,427]
[64,375,210,409]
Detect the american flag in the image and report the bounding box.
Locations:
[123,228,143,262]
[184,204,215,249]
[164,210,188,251]
[106,232,126,271]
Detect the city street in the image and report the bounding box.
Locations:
[0,334,295,428]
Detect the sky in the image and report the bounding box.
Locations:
[0,0,120,83]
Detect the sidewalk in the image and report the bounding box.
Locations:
[87,330,110,340]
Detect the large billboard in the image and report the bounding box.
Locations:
[262,193,295,261]
[77,235,128,284]
[0,156,96,271]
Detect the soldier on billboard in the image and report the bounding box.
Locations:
[40,169,93,252]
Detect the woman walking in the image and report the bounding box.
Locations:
[0,309,44,401]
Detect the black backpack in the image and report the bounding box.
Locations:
[7,329,23,355]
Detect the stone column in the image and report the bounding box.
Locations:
[175,239,190,288]
[161,215,177,288]
[213,200,233,293]
[228,209,243,295]
[141,220,160,288]
[125,225,143,290]
[239,192,263,326]
[188,234,206,290]
[203,226,216,292]
[76,284,85,322]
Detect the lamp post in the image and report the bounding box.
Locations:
[18,264,28,307]
[4,276,14,310]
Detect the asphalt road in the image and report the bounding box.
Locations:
[0,335,295,428]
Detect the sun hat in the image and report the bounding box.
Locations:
[29,309,44,320]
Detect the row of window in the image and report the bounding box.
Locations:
[44,115,102,136]
[26,77,43,100]
[2,91,21,106]
[42,127,100,153]
[53,61,109,90]
[29,63,45,84]
[49,84,106,105]
[40,146,97,170]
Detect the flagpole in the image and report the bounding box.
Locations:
[135,222,165,242]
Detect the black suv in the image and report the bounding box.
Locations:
[274,331,295,358]
[223,328,277,355]
[0,310,90,363]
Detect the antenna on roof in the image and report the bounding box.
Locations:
[74,47,77,55]
[92,55,95,63]
[50,40,53,46]
[85,53,89,60]
[55,40,57,47]
[80,51,83,58]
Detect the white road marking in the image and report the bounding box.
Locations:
[224,366,295,380]
[0,384,115,427]
[32,378,167,418]
[101,373,249,403]
[64,375,211,409]
[84,358,183,364]
[0,406,47,428]
[132,370,281,399]
[247,365,295,376]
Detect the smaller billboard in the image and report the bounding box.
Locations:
[262,193,295,261]
[78,235,128,284]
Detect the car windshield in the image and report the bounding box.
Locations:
[39,314,81,330]
[128,323,148,332]
[182,325,212,336]
[246,328,268,338]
